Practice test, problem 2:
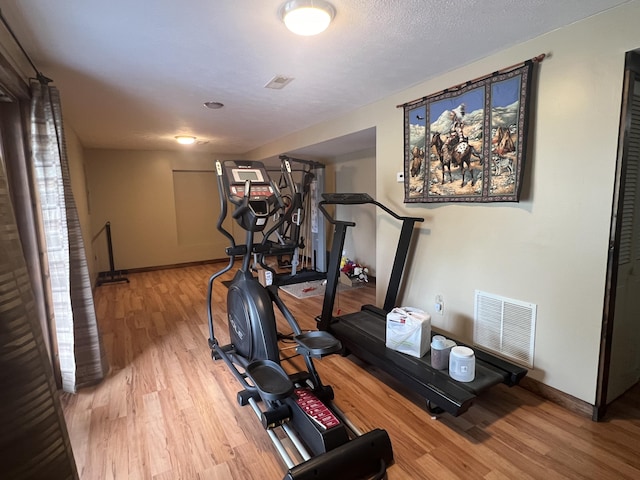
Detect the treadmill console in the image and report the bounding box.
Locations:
[321,193,374,204]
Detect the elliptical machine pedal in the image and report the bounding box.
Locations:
[246,359,295,401]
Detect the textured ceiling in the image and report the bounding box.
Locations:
[0,0,631,156]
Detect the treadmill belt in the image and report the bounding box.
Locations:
[330,309,522,416]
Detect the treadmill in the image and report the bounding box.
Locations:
[316,193,527,416]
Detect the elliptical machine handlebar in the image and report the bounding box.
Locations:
[270,179,286,210]
[213,160,236,250]
[261,158,298,239]
[281,157,298,196]
[231,179,252,220]
[256,158,305,274]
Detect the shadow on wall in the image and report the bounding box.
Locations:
[397,222,431,306]
[334,164,378,275]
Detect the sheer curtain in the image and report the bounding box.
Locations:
[30,79,108,391]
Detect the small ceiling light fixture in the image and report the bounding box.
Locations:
[279,0,336,36]
[175,135,196,145]
[203,101,224,109]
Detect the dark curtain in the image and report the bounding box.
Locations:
[0,115,78,478]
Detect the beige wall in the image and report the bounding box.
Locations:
[64,125,97,283]
[85,149,239,271]
[245,2,640,404]
[333,147,377,276]
[84,151,332,273]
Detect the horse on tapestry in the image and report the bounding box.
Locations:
[410,145,425,177]
[431,131,482,187]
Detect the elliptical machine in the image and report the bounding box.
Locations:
[207,160,393,480]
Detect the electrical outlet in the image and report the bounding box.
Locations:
[396,171,404,183]
[435,295,444,315]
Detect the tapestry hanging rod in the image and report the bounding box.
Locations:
[396,53,546,109]
[0,8,52,84]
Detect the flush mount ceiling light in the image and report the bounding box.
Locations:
[203,101,224,109]
[279,0,336,36]
[175,135,196,145]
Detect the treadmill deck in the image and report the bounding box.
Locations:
[329,305,527,416]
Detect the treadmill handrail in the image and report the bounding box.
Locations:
[317,201,356,227]
[320,193,425,223]
[317,193,424,330]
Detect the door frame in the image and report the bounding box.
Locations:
[595,51,640,421]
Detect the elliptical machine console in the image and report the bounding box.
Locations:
[220,160,274,231]
[207,160,393,480]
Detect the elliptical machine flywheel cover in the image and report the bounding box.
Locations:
[227,271,280,363]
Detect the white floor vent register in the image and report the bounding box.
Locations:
[473,290,536,368]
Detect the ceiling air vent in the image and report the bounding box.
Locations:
[474,290,536,368]
[265,75,294,90]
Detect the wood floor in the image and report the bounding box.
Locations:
[61,264,640,480]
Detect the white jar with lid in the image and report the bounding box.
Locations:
[449,346,475,382]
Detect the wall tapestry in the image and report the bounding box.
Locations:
[402,55,543,203]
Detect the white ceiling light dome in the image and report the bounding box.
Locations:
[279,0,336,36]
[175,136,196,145]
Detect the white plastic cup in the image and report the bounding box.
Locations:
[449,346,475,382]
[430,335,447,369]
[430,335,456,370]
